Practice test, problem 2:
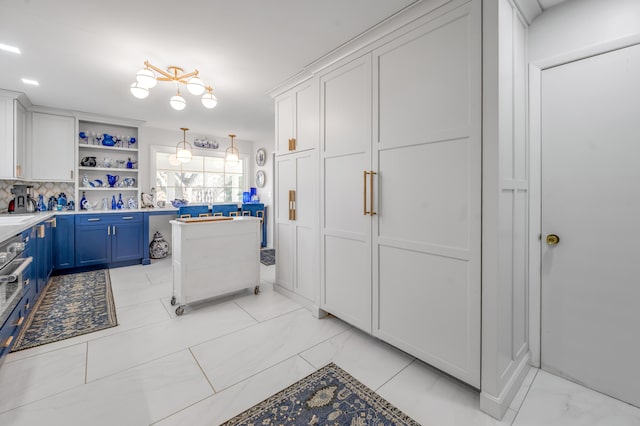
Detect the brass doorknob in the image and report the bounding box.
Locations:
[546,234,560,245]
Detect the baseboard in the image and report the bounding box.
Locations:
[273,285,323,317]
[480,352,531,419]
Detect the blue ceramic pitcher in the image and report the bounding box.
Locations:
[106,174,119,187]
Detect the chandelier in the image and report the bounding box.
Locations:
[130,61,218,110]
[176,128,193,163]
[225,134,240,164]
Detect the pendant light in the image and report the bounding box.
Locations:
[170,84,186,111]
[176,128,192,163]
[225,134,240,164]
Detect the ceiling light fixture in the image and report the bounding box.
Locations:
[21,78,39,86]
[176,127,192,163]
[0,43,21,54]
[131,61,217,110]
[225,134,240,164]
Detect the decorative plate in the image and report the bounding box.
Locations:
[256,148,266,166]
[256,170,265,188]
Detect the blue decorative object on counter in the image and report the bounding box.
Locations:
[37,194,47,212]
[243,191,251,203]
[58,193,67,210]
[117,194,124,210]
[111,195,116,210]
[47,196,57,211]
[171,199,188,208]
[102,133,115,146]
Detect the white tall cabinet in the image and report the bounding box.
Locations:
[31,112,75,181]
[272,0,529,418]
[274,79,320,307]
[319,0,481,387]
[0,93,27,180]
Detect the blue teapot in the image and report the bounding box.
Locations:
[106,174,119,187]
[102,133,116,146]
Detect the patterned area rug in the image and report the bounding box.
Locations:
[260,248,275,266]
[221,363,420,425]
[12,270,118,352]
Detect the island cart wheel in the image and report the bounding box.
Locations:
[254,285,260,295]
[175,306,185,316]
[170,296,177,306]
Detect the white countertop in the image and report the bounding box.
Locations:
[0,208,180,242]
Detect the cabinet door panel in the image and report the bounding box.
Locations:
[320,54,372,332]
[53,216,75,269]
[75,225,110,266]
[372,2,481,387]
[276,223,293,291]
[31,113,75,181]
[275,93,294,154]
[14,101,26,178]
[295,81,317,152]
[0,97,14,179]
[111,222,143,262]
[275,157,295,291]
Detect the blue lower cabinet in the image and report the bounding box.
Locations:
[53,215,75,270]
[35,219,53,295]
[242,203,267,247]
[75,213,143,267]
[0,294,29,364]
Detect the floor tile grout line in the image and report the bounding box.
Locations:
[296,327,352,365]
[84,341,89,384]
[149,393,214,426]
[374,358,417,392]
[188,347,217,394]
[232,301,261,323]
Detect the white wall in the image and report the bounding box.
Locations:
[138,126,275,248]
[481,0,531,419]
[529,0,640,63]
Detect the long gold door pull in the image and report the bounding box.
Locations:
[288,190,296,221]
[364,171,369,215]
[369,171,376,215]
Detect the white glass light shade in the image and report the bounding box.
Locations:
[130,82,149,99]
[176,148,192,162]
[225,147,239,164]
[201,92,217,109]
[136,68,157,88]
[187,76,205,95]
[170,94,186,110]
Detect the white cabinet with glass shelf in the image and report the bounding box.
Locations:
[77,120,139,210]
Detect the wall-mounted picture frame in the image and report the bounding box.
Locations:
[256,170,265,188]
[256,148,266,166]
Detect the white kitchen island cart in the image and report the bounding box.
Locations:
[170,216,261,315]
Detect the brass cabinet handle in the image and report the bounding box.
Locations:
[288,138,297,151]
[122,216,134,220]
[288,190,296,220]
[113,225,116,235]
[23,278,30,287]
[37,224,45,238]
[369,171,376,216]
[107,226,111,236]
[13,317,24,327]
[4,335,14,348]
[364,171,370,216]
[46,218,57,228]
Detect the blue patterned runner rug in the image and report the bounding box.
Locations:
[220,363,420,425]
[260,248,275,266]
[11,270,118,352]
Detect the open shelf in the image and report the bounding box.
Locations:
[78,166,138,172]
[80,187,138,191]
[78,144,138,152]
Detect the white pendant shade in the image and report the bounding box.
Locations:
[225,152,239,163]
[187,76,205,95]
[170,94,186,110]
[130,82,149,99]
[201,92,218,109]
[176,148,192,162]
[136,68,157,88]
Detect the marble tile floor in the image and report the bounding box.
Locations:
[0,258,638,425]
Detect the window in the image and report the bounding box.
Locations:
[153,148,247,204]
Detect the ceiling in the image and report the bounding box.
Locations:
[0,0,416,143]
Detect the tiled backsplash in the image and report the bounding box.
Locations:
[0,180,75,212]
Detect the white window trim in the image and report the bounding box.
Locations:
[150,144,250,204]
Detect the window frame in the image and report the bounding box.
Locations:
[150,144,250,204]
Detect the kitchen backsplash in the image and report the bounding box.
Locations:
[0,180,75,213]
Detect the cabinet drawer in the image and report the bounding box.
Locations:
[75,213,142,225]
[0,295,28,361]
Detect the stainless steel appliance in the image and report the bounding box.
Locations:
[9,185,37,214]
[0,234,32,329]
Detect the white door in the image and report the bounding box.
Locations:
[371,1,481,387]
[293,152,318,302]
[320,54,373,333]
[541,43,640,407]
[275,156,295,291]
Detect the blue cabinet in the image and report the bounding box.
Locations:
[35,219,54,295]
[242,203,267,247]
[53,215,75,270]
[75,213,143,267]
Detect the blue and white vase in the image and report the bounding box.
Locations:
[149,231,169,259]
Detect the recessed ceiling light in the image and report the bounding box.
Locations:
[21,78,39,86]
[0,43,21,54]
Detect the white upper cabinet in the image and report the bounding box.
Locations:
[275,79,318,155]
[0,96,27,179]
[31,112,75,181]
